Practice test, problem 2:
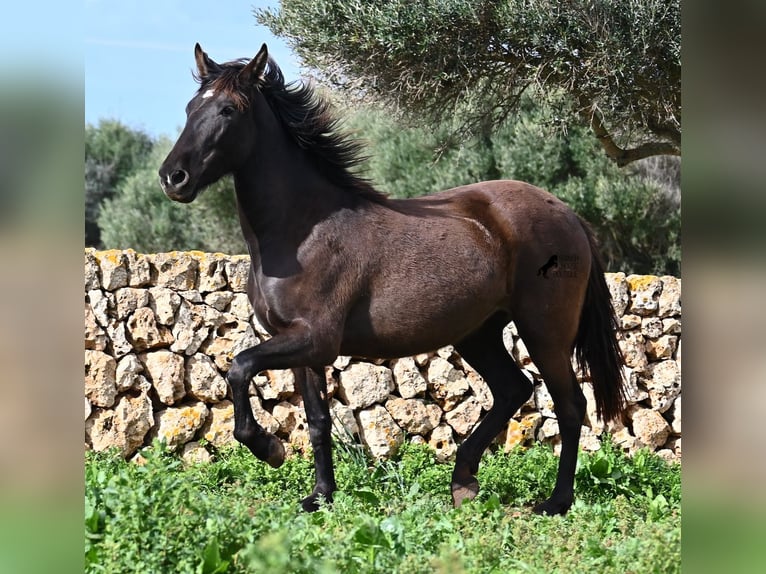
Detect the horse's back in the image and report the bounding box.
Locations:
[339,180,591,357]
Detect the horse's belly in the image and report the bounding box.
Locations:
[339,285,504,359]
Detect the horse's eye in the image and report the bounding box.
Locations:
[221,105,235,117]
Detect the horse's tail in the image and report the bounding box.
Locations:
[574,220,627,423]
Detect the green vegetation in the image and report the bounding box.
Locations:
[97,138,245,255]
[259,0,680,166]
[85,440,680,573]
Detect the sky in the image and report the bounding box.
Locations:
[85,1,302,139]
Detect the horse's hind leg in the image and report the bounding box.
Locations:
[515,325,586,516]
[295,367,337,512]
[451,313,534,507]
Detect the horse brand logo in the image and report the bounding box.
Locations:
[537,255,559,278]
[538,254,580,278]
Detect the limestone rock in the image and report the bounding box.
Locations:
[426,357,469,411]
[197,253,228,293]
[662,318,682,335]
[641,317,663,339]
[148,287,182,325]
[466,370,493,411]
[659,276,682,318]
[97,250,129,291]
[252,369,295,401]
[579,425,602,452]
[85,350,117,408]
[84,249,101,291]
[251,395,280,435]
[85,302,108,351]
[330,398,359,441]
[204,292,233,312]
[534,384,556,418]
[200,318,258,371]
[227,293,252,320]
[170,301,210,355]
[538,418,560,440]
[445,396,482,436]
[622,367,649,404]
[503,412,541,451]
[391,357,427,399]
[669,395,681,434]
[185,353,228,402]
[201,400,235,447]
[179,290,203,303]
[87,289,111,328]
[385,397,441,435]
[645,335,678,361]
[272,400,307,438]
[85,397,92,421]
[152,252,199,291]
[141,350,186,405]
[626,275,662,316]
[182,442,212,465]
[333,355,352,370]
[124,249,152,287]
[115,353,144,392]
[85,391,153,456]
[105,319,133,359]
[630,407,670,449]
[113,288,150,320]
[618,331,649,373]
[428,424,457,462]
[127,307,173,351]
[644,360,681,413]
[151,402,209,450]
[358,405,404,459]
[605,272,629,316]
[620,314,641,330]
[338,363,395,409]
[224,257,250,292]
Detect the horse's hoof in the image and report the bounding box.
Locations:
[533,497,572,516]
[451,480,480,508]
[265,436,285,469]
[300,491,332,513]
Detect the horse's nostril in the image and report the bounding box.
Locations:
[170,169,189,187]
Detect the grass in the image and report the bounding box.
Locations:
[85,439,680,573]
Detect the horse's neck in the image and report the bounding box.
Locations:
[232,125,351,270]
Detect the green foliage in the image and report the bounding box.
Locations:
[97,138,245,254]
[259,0,681,165]
[85,439,680,573]
[85,120,154,247]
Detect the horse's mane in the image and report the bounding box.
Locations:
[196,58,388,204]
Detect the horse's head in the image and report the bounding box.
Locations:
[159,43,268,203]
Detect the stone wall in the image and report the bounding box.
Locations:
[84,249,682,464]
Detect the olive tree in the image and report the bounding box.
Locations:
[259,0,680,166]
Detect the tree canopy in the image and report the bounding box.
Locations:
[85,120,154,247]
[259,0,680,166]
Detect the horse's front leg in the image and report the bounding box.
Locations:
[295,367,336,512]
[226,321,328,470]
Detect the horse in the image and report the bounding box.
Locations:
[159,43,626,516]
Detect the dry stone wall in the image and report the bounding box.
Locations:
[84,249,682,464]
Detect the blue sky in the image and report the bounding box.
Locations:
[85,1,301,139]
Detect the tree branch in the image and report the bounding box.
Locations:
[584,103,680,167]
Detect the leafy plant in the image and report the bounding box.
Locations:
[85,438,680,573]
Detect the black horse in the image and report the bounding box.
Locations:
[159,44,626,515]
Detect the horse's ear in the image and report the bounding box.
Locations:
[239,43,269,86]
[194,43,220,80]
